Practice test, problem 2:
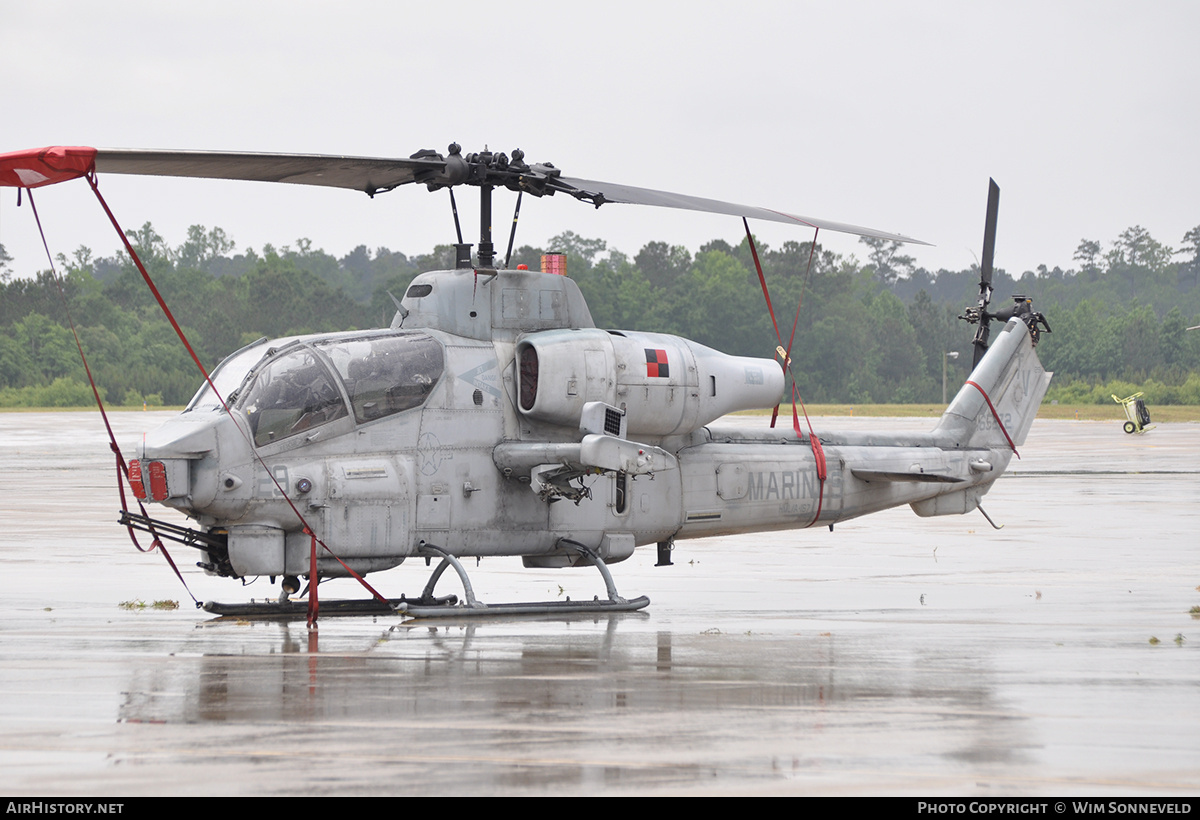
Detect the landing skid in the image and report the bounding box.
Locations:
[398,595,650,619]
[201,594,456,619]
[201,542,649,620]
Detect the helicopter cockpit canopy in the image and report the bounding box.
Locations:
[185,331,445,448]
[313,333,443,423]
[240,347,348,446]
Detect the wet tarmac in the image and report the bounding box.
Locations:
[1,411,1197,796]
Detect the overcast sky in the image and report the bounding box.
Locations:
[3,0,1198,280]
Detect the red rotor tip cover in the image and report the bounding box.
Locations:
[0,146,97,188]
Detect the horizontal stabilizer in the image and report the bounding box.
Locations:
[851,469,964,484]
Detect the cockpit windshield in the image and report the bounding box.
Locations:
[232,331,444,448]
[185,336,299,412]
[239,347,348,447]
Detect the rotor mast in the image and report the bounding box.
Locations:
[429,144,546,270]
[479,182,494,268]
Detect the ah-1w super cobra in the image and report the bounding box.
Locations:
[0,145,1051,618]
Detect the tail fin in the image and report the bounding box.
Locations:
[936,318,1052,453]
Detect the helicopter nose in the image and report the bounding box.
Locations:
[127,417,215,505]
[140,412,218,461]
[130,410,247,513]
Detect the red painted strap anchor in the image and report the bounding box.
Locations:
[966,379,1020,458]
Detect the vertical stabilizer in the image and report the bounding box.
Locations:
[937,319,1052,452]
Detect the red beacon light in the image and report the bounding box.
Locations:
[541,253,567,276]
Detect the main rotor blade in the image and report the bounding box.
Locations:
[85,147,929,245]
[557,176,930,245]
[94,149,448,196]
[979,178,1000,288]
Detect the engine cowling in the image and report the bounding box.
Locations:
[515,328,784,436]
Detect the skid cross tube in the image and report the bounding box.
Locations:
[393,541,649,619]
[558,539,627,604]
[416,544,484,609]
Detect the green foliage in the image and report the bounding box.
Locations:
[0,377,104,407]
[115,389,164,407]
[1046,373,1200,406]
[0,242,12,282]
[859,236,915,284]
[3,219,1200,408]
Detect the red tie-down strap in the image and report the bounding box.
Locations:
[8,150,389,623]
[0,146,97,189]
[966,379,1020,458]
[24,186,199,604]
[81,175,392,624]
[743,219,827,527]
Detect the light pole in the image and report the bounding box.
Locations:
[943,351,960,404]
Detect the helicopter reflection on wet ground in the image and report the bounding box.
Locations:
[1,412,1197,795]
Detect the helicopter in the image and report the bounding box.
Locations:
[0,144,1052,618]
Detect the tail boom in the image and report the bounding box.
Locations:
[668,318,1051,537]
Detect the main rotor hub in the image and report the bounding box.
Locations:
[415,143,572,200]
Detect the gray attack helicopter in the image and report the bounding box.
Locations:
[3,144,1052,618]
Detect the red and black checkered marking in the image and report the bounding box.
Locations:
[645,348,670,378]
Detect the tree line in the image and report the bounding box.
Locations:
[2,219,1199,407]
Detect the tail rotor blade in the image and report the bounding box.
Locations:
[970,179,1001,367]
[980,178,1000,293]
